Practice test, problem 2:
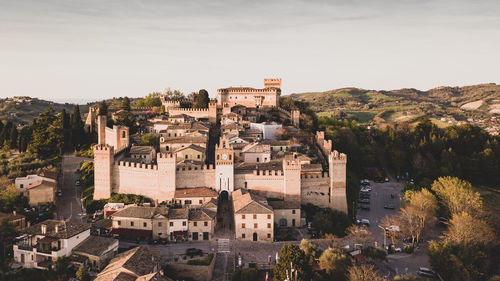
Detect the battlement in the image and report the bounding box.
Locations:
[217,88,280,94]
[252,170,283,176]
[301,172,329,179]
[176,164,215,172]
[329,150,347,161]
[94,144,113,152]
[170,107,212,112]
[157,153,175,159]
[116,161,157,170]
[284,160,301,167]
[132,106,154,110]
[264,78,282,89]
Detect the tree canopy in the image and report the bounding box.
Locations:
[193,89,210,108]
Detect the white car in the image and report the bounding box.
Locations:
[360,219,370,226]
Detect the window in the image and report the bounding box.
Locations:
[197,154,200,159]
[143,222,147,227]
[242,223,246,229]
[256,157,260,162]
[242,234,246,238]
[267,233,271,239]
[194,222,197,226]
[204,222,208,226]
[117,221,121,226]
[292,210,296,214]
[267,223,271,228]
[242,214,245,219]
[130,221,134,227]
[20,184,23,189]
[253,214,257,219]
[267,214,271,219]
[182,221,186,226]
[199,200,203,204]
[122,131,126,138]
[185,155,188,159]
[170,222,174,227]
[254,223,258,229]
[158,222,162,227]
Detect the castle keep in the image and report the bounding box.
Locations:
[93,79,348,213]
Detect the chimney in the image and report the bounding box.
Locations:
[41,224,46,234]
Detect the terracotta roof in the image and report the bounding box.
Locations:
[95,246,161,281]
[73,235,118,256]
[130,146,155,155]
[242,143,270,153]
[202,198,218,210]
[25,220,91,239]
[37,169,58,180]
[112,206,168,219]
[235,160,283,173]
[27,180,56,190]
[188,208,217,221]
[232,189,273,214]
[174,144,206,153]
[174,187,218,199]
[161,136,207,144]
[168,208,189,220]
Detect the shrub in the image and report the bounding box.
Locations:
[404,245,414,254]
[187,253,214,266]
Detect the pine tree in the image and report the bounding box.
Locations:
[194,89,210,108]
[71,105,84,149]
[121,97,131,111]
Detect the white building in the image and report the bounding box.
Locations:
[13,220,91,269]
[250,122,282,140]
[15,170,57,195]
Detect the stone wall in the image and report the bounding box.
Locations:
[168,252,216,281]
[176,165,216,189]
[300,173,330,208]
[234,171,285,199]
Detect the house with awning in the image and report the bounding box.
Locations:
[13,220,91,269]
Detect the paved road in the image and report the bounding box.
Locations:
[56,154,90,223]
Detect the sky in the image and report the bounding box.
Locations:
[1,0,499,103]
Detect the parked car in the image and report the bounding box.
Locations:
[360,219,370,226]
[75,179,81,186]
[56,190,63,197]
[385,177,389,182]
[186,248,203,256]
[360,179,370,185]
[359,204,370,210]
[361,186,372,192]
[417,267,436,278]
[384,204,395,210]
[358,199,370,204]
[359,193,370,199]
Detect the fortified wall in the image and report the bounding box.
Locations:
[162,99,217,123]
[217,78,281,108]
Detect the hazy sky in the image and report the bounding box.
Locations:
[1,0,499,103]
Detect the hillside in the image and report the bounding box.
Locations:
[289,83,500,131]
[0,96,89,124]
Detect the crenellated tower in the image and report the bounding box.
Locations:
[215,136,234,194]
[283,157,302,203]
[93,144,114,199]
[328,150,348,213]
[157,153,177,202]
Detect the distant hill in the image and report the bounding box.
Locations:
[0,96,89,124]
[289,83,500,129]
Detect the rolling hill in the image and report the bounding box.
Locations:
[289,83,500,129]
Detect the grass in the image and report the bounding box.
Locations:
[475,186,500,212]
[345,111,378,123]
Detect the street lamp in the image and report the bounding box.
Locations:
[378,225,387,250]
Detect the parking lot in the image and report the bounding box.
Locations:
[355,179,433,277]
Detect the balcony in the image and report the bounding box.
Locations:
[16,244,34,251]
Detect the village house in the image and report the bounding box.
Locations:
[232,189,274,242]
[15,169,57,195]
[129,145,156,164]
[13,220,91,269]
[168,208,189,241]
[110,205,169,241]
[267,200,302,228]
[27,180,57,206]
[173,187,219,208]
[94,246,171,281]
[0,211,26,231]
[188,208,217,240]
[71,235,119,272]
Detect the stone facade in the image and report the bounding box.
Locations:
[217,78,281,108]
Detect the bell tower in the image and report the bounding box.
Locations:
[215,137,234,194]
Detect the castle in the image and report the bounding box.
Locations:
[93,79,348,213]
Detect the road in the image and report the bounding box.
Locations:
[56,154,90,223]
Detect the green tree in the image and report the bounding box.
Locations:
[194,89,210,108]
[61,109,71,149]
[8,126,18,149]
[28,108,63,159]
[76,265,90,281]
[428,241,470,281]
[54,256,71,278]
[71,105,85,149]
[18,126,32,152]
[300,239,320,263]
[318,247,350,279]
[98,100,108,116]
[431,177,482,217]
[273,244,311,281]
[141,133,159,147]
[121,97,131,111]
[312,208,351,237]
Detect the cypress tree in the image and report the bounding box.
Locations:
[8,126,18,149]
[121,97,131,111]
[71,105,84,149]
[194,89,210,108]
[98,101,108,116]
